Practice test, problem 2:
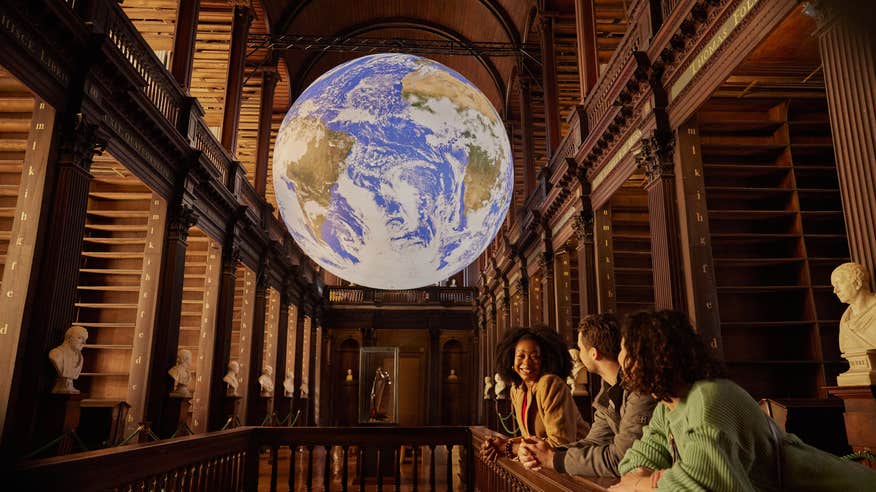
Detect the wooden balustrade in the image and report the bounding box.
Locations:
[86,0,183,128]
[327,287,477,306]
[470,427,615,492]
[15,425,620,491]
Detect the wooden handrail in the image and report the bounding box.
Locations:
[15,427,253,491]
[470,426,616,492]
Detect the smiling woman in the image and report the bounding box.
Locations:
[481,327,590,462]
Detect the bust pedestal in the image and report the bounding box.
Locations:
[838,350,876,386]
[253,395,275,426]
[160,394,193,438]
[223,395,242,429]
[826,385,876,469]
[37,392,85,456]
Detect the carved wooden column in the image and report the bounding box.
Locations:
[540,250,557,330]
[292,300,308,422]
[517,264,531,327]
[574,0,598,98]
[170,0,200,91]
[428,320,441,424]
[594,206,616,314]
[9,112,105,455]
[146,190,199,438]
[810,3,876,288]
[638,132,686,310]
[518,76,536,197]
[539,13,561,157]
[573,190,598,317]
[254,70,278,197]
[307,312,318,425]
[273,282,290,402]
[207,240,240,431]
[220,5,253,153]
[245,263,268,425]
[676,119,722,356]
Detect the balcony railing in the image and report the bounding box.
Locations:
[327,287,476,306]
[15,426,613,491]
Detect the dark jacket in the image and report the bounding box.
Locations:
[553,372,657,477]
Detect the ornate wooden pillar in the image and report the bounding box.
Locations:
[307,311,318,425]
[7,111,105,455]
[676,119,722,357]
[516,255,531,326]
[244,262,268,424]
[540,250,557,330]
[146,185,199,438]
[810,3,876,288]
[427,319,441,425]
[273,281,290,402]
[207,236,240,431]
[574,0,598,98]
[573,172,598,317]
[170,0,200,91]
[638,132,686,310]
[518,76,536,197]
[594,206,616,314]
[254,70,278,197]
[292,300,308,421]
[220,5,253,153]
[539,13,561,157]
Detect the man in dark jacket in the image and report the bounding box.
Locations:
[518,314,656,477]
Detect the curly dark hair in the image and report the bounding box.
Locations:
[577,313,621,359]
[495,327,573,386]
[621,310,725,402]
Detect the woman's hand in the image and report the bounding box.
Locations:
[608,467,655,491]
[480,436,507,462]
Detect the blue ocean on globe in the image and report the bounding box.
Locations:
[272,53,513,289]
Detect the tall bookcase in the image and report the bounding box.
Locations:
[696,95,848,399]
[75,154,164,440]
[610,183,654,321]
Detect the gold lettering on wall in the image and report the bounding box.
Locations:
[670,0,762,100]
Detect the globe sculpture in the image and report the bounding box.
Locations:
[273,53,513,289]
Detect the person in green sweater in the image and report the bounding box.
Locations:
[611,310,876,491]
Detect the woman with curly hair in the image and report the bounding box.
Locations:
[481,327,589,461]
[611,310,876,491]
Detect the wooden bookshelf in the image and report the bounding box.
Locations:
[74,154,164,436]
[610,182,654,321]
[0,66,54,430]
[229,264,255,423]
[696,95,849,399]
[554,246,580,345]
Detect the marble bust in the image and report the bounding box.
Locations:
[493,373,507,399]
[832,263,876,385]
[48,325,88,394]
[258,365,274,397]
[447,369,458,381]
[283,369,294,397]
[223,360,240,396]
[345,368,354,382]
[300,379,309,399]
[483,376,494,399]
[168,349,193,397]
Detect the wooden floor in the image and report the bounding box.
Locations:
[258,445,464,491]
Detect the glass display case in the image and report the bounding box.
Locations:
[358,347,399,424]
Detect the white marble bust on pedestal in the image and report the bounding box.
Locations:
[831,262,876,386]
[483,376,493,400]
[223,360,240,396]
[168,349,193,397]
[493,373,507,399]
[48,325,88,394]
[258,365,274,397]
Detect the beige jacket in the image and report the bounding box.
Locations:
[510,373,589,447]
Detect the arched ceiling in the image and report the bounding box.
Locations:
[261,0,537,116]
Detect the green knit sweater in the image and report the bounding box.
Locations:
[618,379,876,491]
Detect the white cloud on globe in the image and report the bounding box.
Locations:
[272,53,512,289]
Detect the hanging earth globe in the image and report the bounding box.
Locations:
[273,53,512,290]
